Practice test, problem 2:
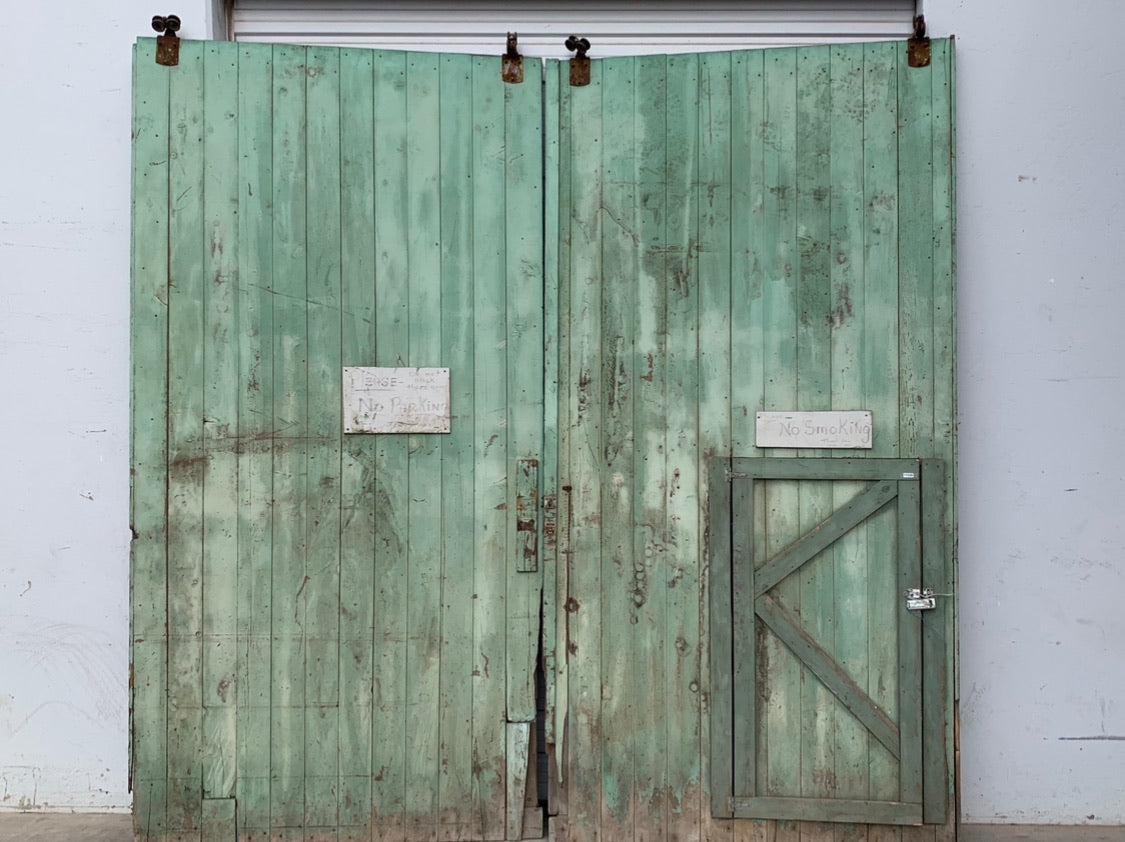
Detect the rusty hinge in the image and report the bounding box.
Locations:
[502,32,523,84]
[565,36,591,87]
[152,14,181,66]
[908,15,931,68]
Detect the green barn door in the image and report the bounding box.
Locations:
[131,39,543,840]
[709,458,947,825]
[550,38,955,841]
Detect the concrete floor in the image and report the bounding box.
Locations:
[0,813,131,842]
[4,816,1125,842]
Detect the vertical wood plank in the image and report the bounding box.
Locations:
[761,47,801,810]
[549,63,574,823]
[897,37,936,832]
[896,479,923,813]
[827,42,871,806]
[166,38,206,837]
[269,41,309,833]
[920,462,947,825]
[698,47,734,842]
[598,54,638,842]
[504,54,545,724]
[470,53,509,842]
[303,44,344,834]
[897,44,935,460]
[665,50,704,842]
[234,40,275,836]
[542,56,563,761]
[794,49,834,820]
[927,37,957,834]
[564,56,605,842]
[371,48,410,842]
[862,40,901,810]
[436,52,475,842]
[708,459,734,819]
[634,52,671,842]
[131,37,171,840]
[338,46,377,832]
[403,51,444,841]
[727,50,767,842]
[201,40,240,804]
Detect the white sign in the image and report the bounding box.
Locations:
[343,367,451,434]
[756,411,873,449]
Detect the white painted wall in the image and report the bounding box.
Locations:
[0,1,213,812]
[1,0,1122,826]
[927,0,1125,826]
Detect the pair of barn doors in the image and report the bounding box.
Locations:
[131,33,956,842]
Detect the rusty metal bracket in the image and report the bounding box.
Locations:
[152,14,181,66]
[566,36,591,87]
[502,32,524,84]
[908,14,931,68]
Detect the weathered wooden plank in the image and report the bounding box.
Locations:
[234,40,275,833]
[698,48,734,842]
[733,797,920,826]
[920,460,947,824]
[794,48,835,809]
[596,54,638,842]
[506,723,532,841]
[741,460,916,482]
[130,37,170,838]
[896,41,935,459]
[664,49,705,842]
[755,595,899,761]
[542,55,563,759]
[337,46,377,830]
[564,54,606,842]
[268,42,309,831]
[861,41,903,809]
[754,481,898,598]
[730,47,767,456]
[200,40,240,804]
[435,52,475,842]
[505,53,545,723]
[731,470,759,813]
[304,44,344,831]
[401,51,445,837]
[827,41,871,806]
[470,52,509,842]
[370,48,410,838]
[727,49,766,832]
[633,52,671,842]
[895,479,923,808]
[709,460,734,819]
[760,46,801,804]
[928,41,957,831]
[165,38,207,833]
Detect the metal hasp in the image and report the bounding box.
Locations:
[502,31,523,83]
[566,35,591,87]
[152,14,181,66]
[905,587,937,611]
[908,15,931,67]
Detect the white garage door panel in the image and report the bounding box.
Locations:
[231,0,916,55]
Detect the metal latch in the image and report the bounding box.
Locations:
[905,587,937,611]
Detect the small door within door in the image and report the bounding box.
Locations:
[709,458,947,825]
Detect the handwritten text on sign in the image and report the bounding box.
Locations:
[756,411,873,449]
[343,367,451,434]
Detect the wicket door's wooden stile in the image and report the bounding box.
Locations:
[132,35,956,842]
